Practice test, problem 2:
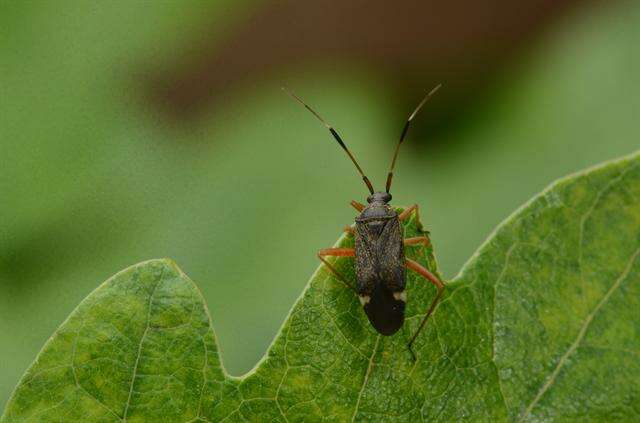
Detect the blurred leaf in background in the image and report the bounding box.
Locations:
[1,0,639,408]
[147,0,583,122]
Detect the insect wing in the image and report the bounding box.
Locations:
[354,224,378,295]
[376,218,405,292]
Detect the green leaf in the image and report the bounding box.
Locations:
[3,152,640,422]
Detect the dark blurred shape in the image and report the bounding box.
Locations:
[147,0,584,124]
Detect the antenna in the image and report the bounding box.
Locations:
[283,87,375,194]
[385,84,441,193]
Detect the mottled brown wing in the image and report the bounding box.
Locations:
[354,217,405,294]
[354,223,377,295]
[376,217,405,292]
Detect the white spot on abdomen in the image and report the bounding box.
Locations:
[393,291,407,302]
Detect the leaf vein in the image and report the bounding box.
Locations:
[492,243,516,412]
[517,247,640,421]
[350,335,380,422]
[122,270,164,421]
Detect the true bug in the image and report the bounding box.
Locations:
[284,85,444,359]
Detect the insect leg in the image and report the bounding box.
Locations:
[398,204,420,222]
[350,200,365,212]
[403,236,430,247]
[404,258,445,361]
[343,226,355,236]
[318,248,356,292]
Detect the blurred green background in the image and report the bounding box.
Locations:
[1,0,639,407]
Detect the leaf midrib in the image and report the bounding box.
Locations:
[350,335,381,422]
[123,272,163,421]
[517,247,640,421]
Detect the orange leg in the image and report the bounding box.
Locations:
[343,226,355,236]
[403,236,430,248]
[318,248,356,291]
[350,200,365,212]
[405,258,445,360]
[398,204,420,222]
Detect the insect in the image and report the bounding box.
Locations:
[284,85,445,359]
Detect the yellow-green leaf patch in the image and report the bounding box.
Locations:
[3,152,640,422]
